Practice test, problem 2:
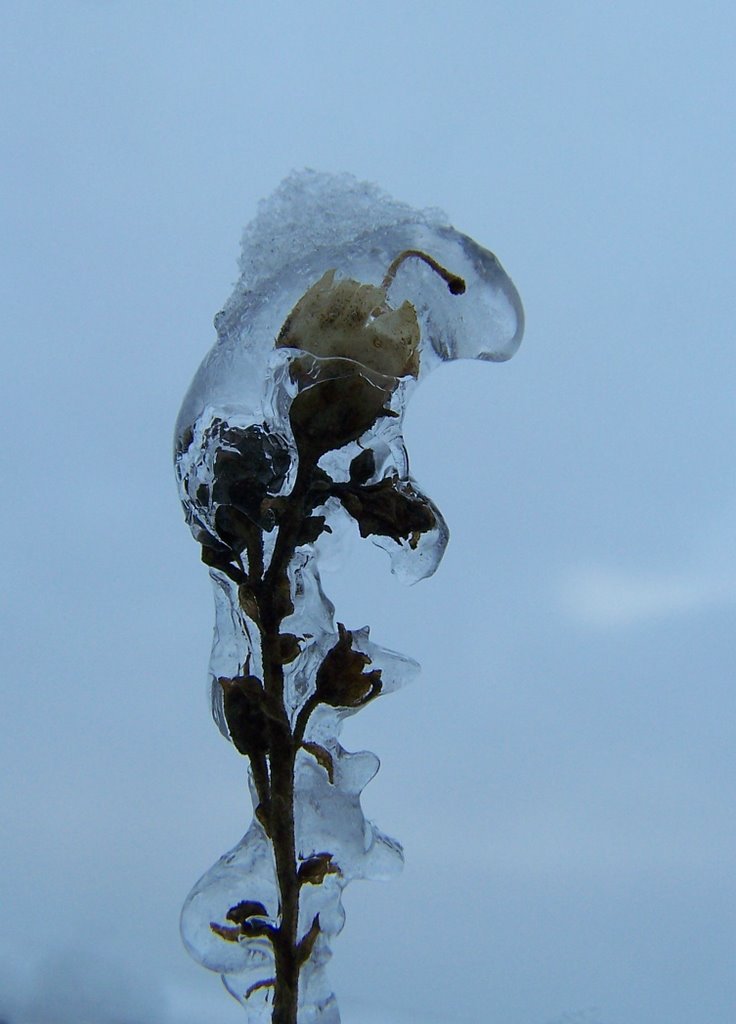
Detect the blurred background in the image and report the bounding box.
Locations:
[1,3,734,1022]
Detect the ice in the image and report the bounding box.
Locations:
[174,171,523,1022]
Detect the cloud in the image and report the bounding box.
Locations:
[0,949,166,1024]
[558,564,736,627]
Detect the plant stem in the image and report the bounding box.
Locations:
[269,737,299,1024]
[257,455,319,1024]
[381,248,466,295]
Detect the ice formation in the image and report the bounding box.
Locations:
[174,171,523,1024]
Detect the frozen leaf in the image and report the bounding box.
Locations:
[218,675,270,759]
[337,475,436,547]
[315,623,382,708]
[200,538,245,581]
[348,448,376,485]
[297,515,329,546]
[297,915,321,965]
[273,633,301,665]
[211,424,291,526]
[301,741,335,783]
[215,505,263,554]
[238,584,262,629]
[298,853,339,886]
[210,922,242,943]
[227,900,270,924]
[245,977,275,1000]
[213,899,276,941]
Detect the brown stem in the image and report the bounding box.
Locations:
[262,459,313,607]
[257,453,322,1023]
[294,691,321,747]
[268,738,300,1024]
[381,248,466,295]
[250,751,272,831]
[243,517,265,582]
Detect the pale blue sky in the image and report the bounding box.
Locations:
[1,3,735,1023]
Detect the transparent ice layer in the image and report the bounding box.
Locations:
[174,171,523,1022]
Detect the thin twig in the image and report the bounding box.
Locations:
[381,248,466,295]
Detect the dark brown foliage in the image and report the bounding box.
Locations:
[297,853,340,886]
[218,674,271,759]
[314,623,382,708]
[227,901,270,924]
[348,448,376,484]
[301,741,335,783]
[337,476,436,548]
[289,359,397,457]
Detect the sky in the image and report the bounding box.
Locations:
[1,2,735,1023]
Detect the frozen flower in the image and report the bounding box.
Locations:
[278,252,465,459]
[277,269,421,379]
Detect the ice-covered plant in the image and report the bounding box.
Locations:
[174,171,523,1024]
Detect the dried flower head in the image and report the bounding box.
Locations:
[277,269,421,379]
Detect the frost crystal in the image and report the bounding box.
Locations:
[174,171,523,1023]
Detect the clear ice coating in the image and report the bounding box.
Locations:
[174,171,523,1023]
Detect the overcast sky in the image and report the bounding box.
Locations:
[1,3,735,1023]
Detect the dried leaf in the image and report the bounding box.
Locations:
[239,919,276,938]
[211,423,291,529]
[298,853,340,886]
[349,448,375,484]
[255,801,271,832]
[245,978,275,1000]
[226,901,269,924]
[301,741,335,783]
[200,541,246,584]
[200,538,235,568]
[214,505,262,553]
[314,623,382,708]
[338,476,435,546]
[238,583,262,627]
[274,632,301,665]
[297,914,321,966]
[298,515,329,546]
[213,902,277,942]
[309,465,335,494]
[210,922,242,943]
[218,674,269,758]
